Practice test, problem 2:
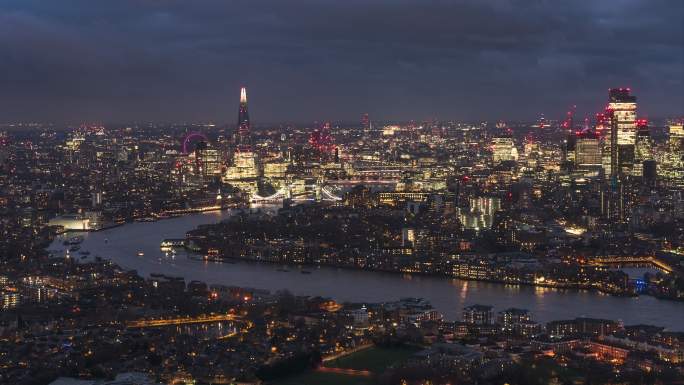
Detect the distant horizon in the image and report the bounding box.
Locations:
[1,84,682,129]
[1,111,682,129]
[1,1,682,124]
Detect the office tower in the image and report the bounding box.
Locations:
[609,108,619,178]
[361,113,370,132]
[608,88,637,176]
[661,122,684,183]
[609,88,637,145]
[602,107,624,223]
[596,110,613,176]
[195,141,221,178]
[633,119,652,177]
[523,140,540,168]
[575,132,601,168]
[565,133,577,163]
[0,132,8,172]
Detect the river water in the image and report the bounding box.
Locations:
[47,210,684,331]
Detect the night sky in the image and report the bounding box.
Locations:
[1,0,682,124]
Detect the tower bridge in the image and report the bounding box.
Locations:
[249,179,400,203]
[250,181,344,203]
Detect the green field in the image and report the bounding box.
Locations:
[273,371,373,385]
[272,346,420,385]
[324,346,420,373]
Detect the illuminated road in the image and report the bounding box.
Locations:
[127,313,242,328]
[322,344,373,362]
[316,367,372,377]
[160,206,225,215]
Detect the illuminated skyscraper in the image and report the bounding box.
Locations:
[596,110,613,176]
[669,122,684,153]
[661,122,684,183]
[0,131,8,171]
[224,87,259,188]
[361,113,371,132]
[609,88,637,145]
[195,141,221,178]
[236,87,251,152]
[633,119,652,177]
[575,132,601,168]
[608,88,637,176]
[565,133,577,163]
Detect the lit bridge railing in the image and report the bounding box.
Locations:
[250,185,343,202]
[127,313,243,328]
[587,256,674,274]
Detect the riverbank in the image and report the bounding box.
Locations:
[193,253,644,300]
[50,204,240,235]
[46,210,684,330]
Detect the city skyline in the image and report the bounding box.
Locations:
[0,84,678,128]
[1,0,682,124]
[2,2,684,384]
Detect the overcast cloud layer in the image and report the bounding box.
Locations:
[0,0,682,124]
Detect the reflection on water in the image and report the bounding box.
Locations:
[48,210,684,331]
[534,286,551,297]
[502,284,521,293]
[459,281,468,301]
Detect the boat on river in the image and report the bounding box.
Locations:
[63,235,84,245]
[135,217,158,222]
[160,239,186,251]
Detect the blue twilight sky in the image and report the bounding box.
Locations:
[0,0,682,124]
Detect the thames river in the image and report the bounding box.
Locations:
[48,210,684,330]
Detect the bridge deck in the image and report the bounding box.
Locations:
[587,256,674,274]
[127,314,242,328]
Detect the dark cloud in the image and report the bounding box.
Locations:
[0,0,681,124]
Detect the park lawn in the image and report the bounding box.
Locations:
[324,346,420,373]
[520,357,585,384]
[272,370,373,385]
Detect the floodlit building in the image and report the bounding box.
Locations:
[608,88,637,176]
[492,136,518,163]
[575,132,602,168]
